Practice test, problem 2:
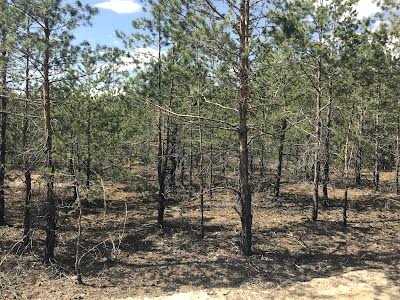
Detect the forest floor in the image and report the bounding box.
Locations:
[0,166,399,299]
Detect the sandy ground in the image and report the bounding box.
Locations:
[126,269,400,299]
[0,169,399,299]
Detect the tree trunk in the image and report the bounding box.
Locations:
[189,121,193,196]
[85,95,92,206]
[23,23,32,246]
[312,58,322,222]
[260,143,265,178]
[69,141,78,202]
[322,80,333,207]
[180,146,185,187]
[156,22,166,227]
[199,105,204,238]
[355,108,364,185]
[274,118,287,201]
[0,28,7,226]
[373,111,380,191]
[238,0,252,256]
[209,132,213,201]
[168,124,178,193]
[396,99,400,195]
[43,20,56,261]
[343,103,355,227]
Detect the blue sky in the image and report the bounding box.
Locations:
[74,0,382,48]
[74,0,145,47]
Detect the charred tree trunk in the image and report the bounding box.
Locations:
[373,111,380,191]
[0,27,7,226]
[169,124,178,193]
[274,118,287,201]
[23,22,32,246]
[156,22,166,227]
[43,20,56,261]
[396,99,400,195]
[69,141,78,202]
[222,149,228,186]
[238,0,252,256]
[355,108,364,185]
[157,111,166,227]
[75,185,83,284]
[343,103,355,227]
[312,58,322,222]
[189,121,193,196]
[209,132,213,201]
[260,143,265,178]
[322,80,333,207]
[180,146,185,187]
[85,95,92,206]
[198,105,204,238]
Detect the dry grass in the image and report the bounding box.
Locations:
[0,168,399,299]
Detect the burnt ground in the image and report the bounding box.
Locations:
[0,168,399,299]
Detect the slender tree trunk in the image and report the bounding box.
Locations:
[343,103,355,227]
[23,22,32,246]
[312,58,322,222]
[274,118,287,201]
[180,146,185,187]
[260,143,265,177]
[156,21,166,227]
[355,108,364,185]
[69,140,78,202]
[322,80,333,207]
[71,147,83,284]
[396,99,400,195]
[85,95,92,206]
[157,117,166,227]
[169,124,178,193]
[198,103,204,238]
[189,120,193,196]
[209,132,213,201]
[167,46,176,194]
[373,111,380,191]
[0,28,7,226]
[75,187,83,284]
[43,20,56,261]
[238,0,252,256]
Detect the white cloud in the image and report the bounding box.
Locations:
[95,0,141,14]
[354,0,381,19]
[120,47,160,72]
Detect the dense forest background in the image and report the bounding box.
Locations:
[0,0,400,299]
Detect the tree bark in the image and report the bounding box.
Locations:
[322,80,333,207]
[0,27,7,226]
[343,103,355,227]
[43,20,56,261]
[312,58,322,222]
[23,21,32,246]
[189,119,193,196]
[396,99,400,195]
[238,0,252,256]
[274,118,287,201]
[180,146,185,187]
[355,108,364,185]
[85,94,92,206]
[373,111,380,191]
[199,104,204,238]
[156,21,166,227]
[209,132,213,201]
[169,124,178,193]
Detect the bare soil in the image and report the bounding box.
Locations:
[0,168,399,299]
